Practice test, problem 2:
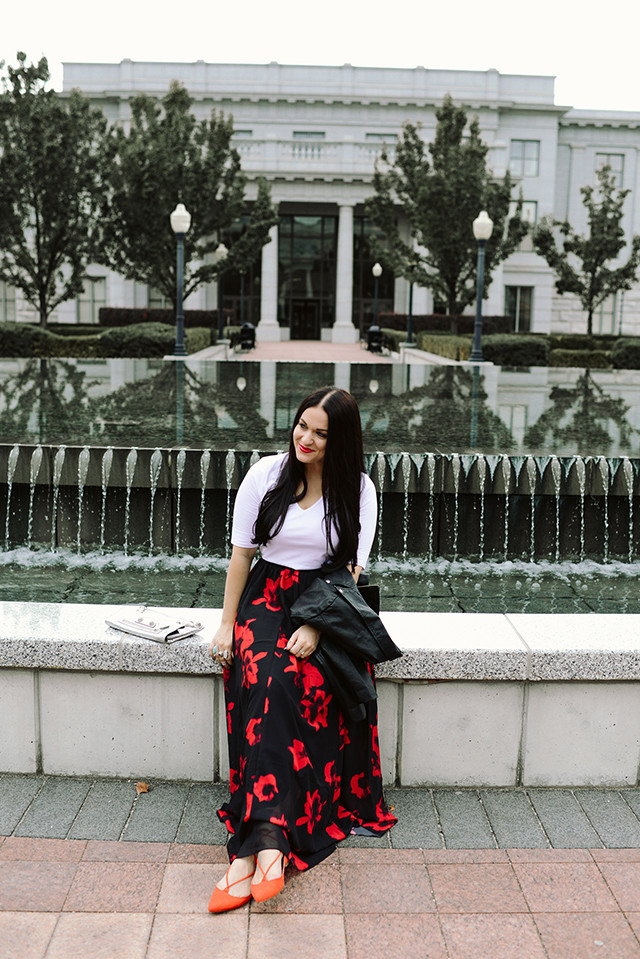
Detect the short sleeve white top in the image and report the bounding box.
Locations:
[231,452,377,570]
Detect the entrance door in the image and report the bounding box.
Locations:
[290,300,320,340]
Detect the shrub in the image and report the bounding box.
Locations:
[549,349,612,369]
[482,334,549,367]
[0,323,102,357]
[549,334,616,352]
[612,339,640,369]
[34,334,103,358]
[98,307,219,329]
[184,327,212,354]
[0,321,211,358]
[379,313,512,335]
[0,323,53,356]
[98,323,210,357]
[380,328,407,352]
[46,323,103,337]
[417,332,472,361]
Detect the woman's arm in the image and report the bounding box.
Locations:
[209,545,257,662]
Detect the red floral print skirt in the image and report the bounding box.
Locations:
[217,559,397,870]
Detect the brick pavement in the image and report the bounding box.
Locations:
[195,339,407,364]
[3,778,640,956]
[2,838,640,958]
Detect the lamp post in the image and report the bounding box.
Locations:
[470,210,494,363]
[214,242,228,342]
[170,203,191,356]
[372,262,382,327]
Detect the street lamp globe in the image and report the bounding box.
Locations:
[372,262,383,278]
[170,203,191,357]
[170,203,191,234]
[472,210,493,242]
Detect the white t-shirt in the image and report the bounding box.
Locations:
[231,452,377,570]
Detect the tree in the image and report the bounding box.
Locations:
[0,53,110,327]
[524,369,633,455]
[533,165,640,336]
[366,96,527,322]
[100,82,277,309]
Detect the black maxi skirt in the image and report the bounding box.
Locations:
[217,558,397,871]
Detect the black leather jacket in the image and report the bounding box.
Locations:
[289,567,402,722]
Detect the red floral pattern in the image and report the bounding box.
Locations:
[217,560,397,872]
[296,789,323,834]
[289,738,312,771]
[254,774,278,802]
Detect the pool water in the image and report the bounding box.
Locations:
[1,550,639,614]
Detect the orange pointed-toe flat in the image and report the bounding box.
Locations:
[208,864,254,913]
[250,853,288,903]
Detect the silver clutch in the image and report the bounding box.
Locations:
[105,611,204,644]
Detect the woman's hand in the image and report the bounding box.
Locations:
[286,624,321,659]
[210,622,234,666]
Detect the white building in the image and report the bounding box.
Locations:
[4,60,640,339]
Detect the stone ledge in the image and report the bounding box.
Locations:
[1,602,640,682]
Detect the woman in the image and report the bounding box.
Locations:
[208,386,396,913]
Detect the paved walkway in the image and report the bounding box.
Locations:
[194,339,419,364]
[3,777,640,957]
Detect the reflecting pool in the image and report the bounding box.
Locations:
[1,357,640,456]
[0,550,639,614]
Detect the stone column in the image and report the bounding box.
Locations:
[258,224,282,342]
[332,205,358,343]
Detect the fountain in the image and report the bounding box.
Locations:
[0,443,639,563]
[0,357,638,564]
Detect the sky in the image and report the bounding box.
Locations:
[4,0,640,112]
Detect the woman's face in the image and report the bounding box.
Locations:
[293,405,329,469]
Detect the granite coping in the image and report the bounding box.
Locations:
[0,602,639,682]
[506,613,640,681]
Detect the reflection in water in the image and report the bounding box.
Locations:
[524,370,637,456]
[360,366,513,453]
[0,358,640,456]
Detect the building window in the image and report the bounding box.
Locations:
[596,153,624,188]
[134,282,149,308]
[365,133,397,142]
[278,214,336,339]
[233,130,253,137]
[352,216,394,334]
[0,282,16,322]
[509,140,540,177]
[292,131,326,139]
[149,288,169,310]
[505,285,533,332]
[594,293,617,335]
[509,200,537,252]
[77,277,106,324]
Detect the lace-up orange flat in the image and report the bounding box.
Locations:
[250,853,288,902]
[208,862,255,913]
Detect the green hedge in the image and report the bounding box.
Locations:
[549,349,612,369]
[549,334,616,352]
[482,334,550,367]
[612,339,640,369]
[379,313,513,334]
[98,307,221,328]
[0,322,211,357]
[380,328,407,352]
[97,323,210,357]
[417,332,472,361]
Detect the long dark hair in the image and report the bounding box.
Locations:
[253,386,365,568]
